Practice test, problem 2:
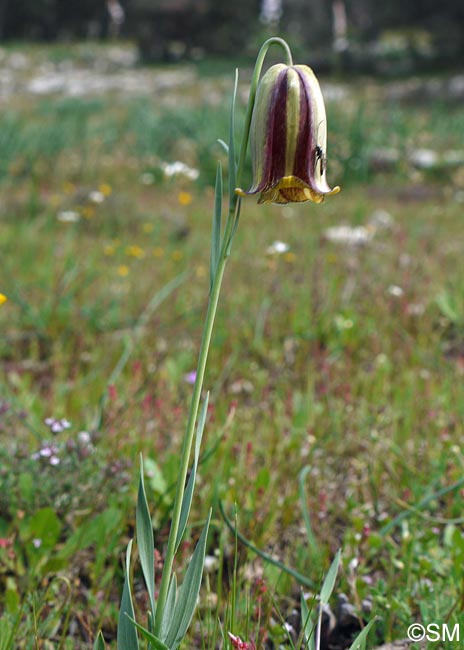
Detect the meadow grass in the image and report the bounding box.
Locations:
[0,45,463,648]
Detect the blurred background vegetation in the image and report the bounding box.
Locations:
[1,0,463,73]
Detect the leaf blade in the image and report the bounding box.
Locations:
[117,540,139,650]
[300,592,315,650]
[165,510,212,649]
[160,573,177,642]
[126,617,170,650]
[298,466,318,553]
[320,549,341,605]
[93,631,105,650]
[136,456,156,617]
[347,617,377,650]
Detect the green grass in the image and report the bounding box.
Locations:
[0,45,464,648]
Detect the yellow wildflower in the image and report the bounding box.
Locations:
[125,245,145,259]
[63,182,76,194]
[195,265,207,279]
[117,265,130,277]
[99,183,112,197]
[82,206,95,219]
[178,191,193,206]
[0,293,7,305]
[284,252,297,263]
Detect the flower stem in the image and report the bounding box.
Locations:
[154,204,238,634]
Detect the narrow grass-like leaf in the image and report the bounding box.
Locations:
[117,540,139,650]
[231,502,238,632]
[347,618,377,650]
[315,552,342,650]
[228,69,238,203]
[219,500,315,588]
[210,165,222,290]
[217,138,229,154]
[165,510,212,649]
[126,617,170,650]
[160,573,177,642]
[300,593,315,650]
[136,455,156,618]
[175,393,209,553]
[379,477,464,536]
[93,631,105,650]
[320,549,341,605]
[298,466,318,553]
[271,598,298,650]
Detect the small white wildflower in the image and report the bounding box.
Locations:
[408,148,438,169]
[57,210,80,223]
[204,592,218,609]
[45,417,71,433]
[266,240,290,255]
[324,225,374,246]
[89,190,105,204]
[203,555,219,573]
[368,209,394,229]
[407,303,425,316]
[160,161,199,180]
[32,538,42,548]
[49,456,60,466]
[334,315,354,331]
[260,0,283,25]
[387,285,404,297]
[77,431,91,445]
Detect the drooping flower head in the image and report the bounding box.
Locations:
[238,64,340,204]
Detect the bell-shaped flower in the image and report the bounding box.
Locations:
[237,64,340,204]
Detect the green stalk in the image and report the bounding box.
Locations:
[154,207,237,634]
[153,36,294,636]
